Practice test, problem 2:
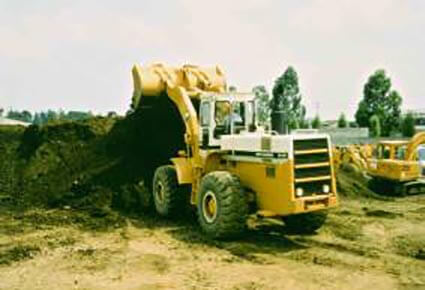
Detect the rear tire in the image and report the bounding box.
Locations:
[283,211,327,234]
[152,165,188,217]
[197,171,248,239]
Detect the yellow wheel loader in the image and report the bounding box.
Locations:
[131,63,338,239]
[367,132,425,195]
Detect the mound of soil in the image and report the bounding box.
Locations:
[0,126,26,198]
[336,170,390,200]
[0,115,155,215]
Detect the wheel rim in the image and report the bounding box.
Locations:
[155,181,165,204]
[202,191,218,223]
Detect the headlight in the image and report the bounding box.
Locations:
[323,184,330,193]
[296,187,304,197]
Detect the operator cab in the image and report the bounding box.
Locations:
[199,93,257,149]
[374,141,408,160]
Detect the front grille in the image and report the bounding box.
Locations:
[294,152,329,165]
[295,166,331,179]
[293,138,332,197]
[294,138,328,151]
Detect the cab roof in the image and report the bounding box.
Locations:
[201,92,255,102]
[379,140,409,146]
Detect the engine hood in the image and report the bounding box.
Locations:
[219,132,331,158]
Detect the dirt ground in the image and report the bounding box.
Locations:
[1,121,424,289]
[1,193,424,290]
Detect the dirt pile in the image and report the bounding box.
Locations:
[0,114,157,214]
[336,169,389,199]
[0,126,25,199]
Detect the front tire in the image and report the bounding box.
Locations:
[152,165,187,217]
[197,171,248,239]
[283,211,328,234]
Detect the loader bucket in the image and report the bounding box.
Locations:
[131,63,226,110]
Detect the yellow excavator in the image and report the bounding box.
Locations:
[131,63,338,239]
[367,132,425,195]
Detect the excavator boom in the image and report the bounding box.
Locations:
[406,132,425,161]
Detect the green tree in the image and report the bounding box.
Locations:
[66,111,92,121]
[383,90,402,135]
[252,85,270,126]
[355,69,402,136]
[401,113,416,137]
[369,115,381,137]
[58,109,66,120]
[271,66,306,130]
[338,113,347,128]
[107,111,118,118]
[349,121,358,128]
[6,110,32,123]
[46,110,58,123]
[33,113,42,125]
[312,115,321,129]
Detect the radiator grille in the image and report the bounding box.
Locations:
[293,138,332,197]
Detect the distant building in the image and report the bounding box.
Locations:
[293,127,369,145]
[321,120,338,129]
[405,108,425,132]
[0,117,31,127]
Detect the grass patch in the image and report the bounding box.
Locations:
[392,234,425,260]
[325,215,364,241]
[0,245,41,265]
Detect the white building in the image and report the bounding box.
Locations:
[0,117,31,127]
[405,108,425,132]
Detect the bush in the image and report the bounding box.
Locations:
[338,113,348,128]
[401,113,416,137]
[312,115,321,129]
[369,115,381,137]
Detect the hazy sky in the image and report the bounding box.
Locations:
[1,0,424,119]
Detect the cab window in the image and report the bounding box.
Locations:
[231,102,245,126]
[377,145,391,159]
[246,101,255,128]
[396,146,406,160]
[215,101,230,126]
[383,146,391,159]
[200,102,211,127]
[418,147,425,161]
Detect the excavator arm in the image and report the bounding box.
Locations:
[406,132,425,161]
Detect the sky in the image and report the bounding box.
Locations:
[0,0,424,120]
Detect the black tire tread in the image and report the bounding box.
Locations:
[152,165,188,217]
[197,171,249,239]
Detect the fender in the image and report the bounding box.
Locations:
[171,157,193,184]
